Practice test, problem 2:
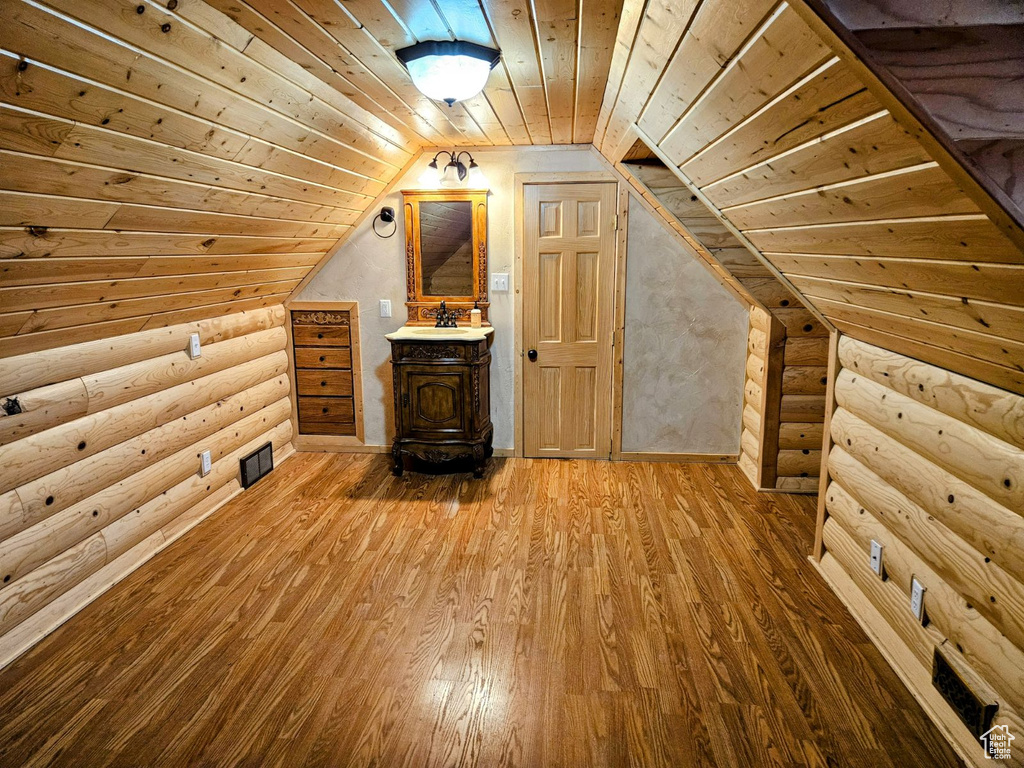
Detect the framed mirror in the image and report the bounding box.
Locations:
[402,189,489,325]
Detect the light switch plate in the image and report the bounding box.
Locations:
[911,577,926,622]
[870,540,884,576]
[188,332,202,360]
[379,299,392,318]
[492,273,509,293]
[200,449,212,477]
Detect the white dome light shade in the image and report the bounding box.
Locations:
[406,55,493,105]
[396,41,501,106]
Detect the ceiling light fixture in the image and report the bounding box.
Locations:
[421,150,488,188]
[396,41,501,106]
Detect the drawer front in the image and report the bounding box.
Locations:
[298,397,356,435]
[293,324,350,347]
[294,346,351,369]
[296,370,353,397]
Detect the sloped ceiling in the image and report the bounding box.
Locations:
[0,0,621,358]
[3,0,1022,398]
[597,0,1024,396]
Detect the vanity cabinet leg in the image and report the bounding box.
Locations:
[391,442,404,477]
[472,444,486,479]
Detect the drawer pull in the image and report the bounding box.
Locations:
[322,407,329,414]
[319,355,326,362]
[321,381,327,387]
[317,332,324,339]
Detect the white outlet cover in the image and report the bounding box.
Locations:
[910,577,926,622]
[869,540,884,576]
[200,449,212,477]
[379,299,392,318]
[188,332,202,359]
[492,273,509,293]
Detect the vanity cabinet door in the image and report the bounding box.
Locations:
[400,366,469,438]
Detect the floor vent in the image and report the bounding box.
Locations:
[240,442,274,489]
[932,646,997,738]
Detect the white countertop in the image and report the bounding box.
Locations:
[385,325,494,342]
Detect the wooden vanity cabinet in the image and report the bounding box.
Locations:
[389,337,493,477]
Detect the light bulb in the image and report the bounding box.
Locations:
[419,162,441,187]
[466,163,488,188]
[440,161,462,188]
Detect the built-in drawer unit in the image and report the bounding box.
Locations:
[289,304,363,442]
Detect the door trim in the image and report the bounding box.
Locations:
[513,172,623,459]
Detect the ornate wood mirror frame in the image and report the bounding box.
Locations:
[402,189,489,325]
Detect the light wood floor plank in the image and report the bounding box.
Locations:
[0,454,963,767]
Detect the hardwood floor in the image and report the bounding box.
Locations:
[0,455,963,767]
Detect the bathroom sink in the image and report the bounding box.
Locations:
[410,327,470,336]
[385,325,493,342]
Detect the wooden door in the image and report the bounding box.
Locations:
[523,182,617,458]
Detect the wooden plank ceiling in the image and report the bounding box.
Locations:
[596,0,1024,397]
[817,0,1024,216]
[3,0,1022,397]
[0,0,621,357]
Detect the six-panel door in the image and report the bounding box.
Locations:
[522,182,617,458]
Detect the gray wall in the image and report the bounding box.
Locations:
[298,146,747,454]
[621,196,747,454]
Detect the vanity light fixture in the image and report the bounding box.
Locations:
[395,41,501,106]
[421,150,488,189]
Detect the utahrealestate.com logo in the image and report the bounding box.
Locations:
[981,725,1014,761]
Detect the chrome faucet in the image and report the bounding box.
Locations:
[434,301,458,328]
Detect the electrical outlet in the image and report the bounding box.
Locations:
[188,332,202,360]
[492,273,509,293]
[911,577,926,623]
[870,540,884,576]
[200,449,212,477]
[379,299,392,318]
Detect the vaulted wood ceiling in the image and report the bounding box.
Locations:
[2,0,1023,401]
[0,0,621,357]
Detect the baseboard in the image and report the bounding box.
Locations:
[616,452,737,464]
[0,446,296,672]
[295,442,516,458]
[294,435,382,453]
[811,555,988,768]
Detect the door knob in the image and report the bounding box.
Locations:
[527,349,537,361]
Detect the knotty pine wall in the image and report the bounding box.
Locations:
[817,336,1024,767]
[598,0,1024,398]
[0,0,418,358]
[0,306,293,668]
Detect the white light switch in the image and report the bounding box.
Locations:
[188,333,202,360]
[200,449,212,477]
[869,540,884,577]
[910,577,926,623]
[492,273,509,293]
[379,299,392,318]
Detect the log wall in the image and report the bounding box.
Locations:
[0,305,294,668]
[738,306,771,488]
[816,335,1024,767]
[738,305,826,492]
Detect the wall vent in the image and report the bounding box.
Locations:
[932,646,998,738]
[240,442,274,489]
